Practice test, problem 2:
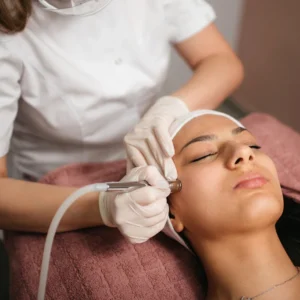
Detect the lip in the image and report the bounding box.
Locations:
[234,172,268,190]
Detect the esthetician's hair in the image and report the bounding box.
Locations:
[0,0,32,34]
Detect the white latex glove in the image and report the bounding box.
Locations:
[124,96,189,180]
[99,166,170,243]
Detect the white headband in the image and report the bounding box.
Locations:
[163,110,245,251]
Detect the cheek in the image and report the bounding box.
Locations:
[232,155,284,230]
[260,155,282,197]
[174,164,226,230]
[179,164,224,195]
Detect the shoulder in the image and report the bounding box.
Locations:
[0,33,23,71]
[162,0,216,22]
[162,0,216,43]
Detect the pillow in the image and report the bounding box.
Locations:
[5,112,300,300]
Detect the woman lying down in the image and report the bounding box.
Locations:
[161,110,300,300]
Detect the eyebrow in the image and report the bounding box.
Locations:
[180,127,247,153]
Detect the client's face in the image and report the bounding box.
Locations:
[169,115,283,240]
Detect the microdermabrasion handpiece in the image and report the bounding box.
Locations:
[106,179,182,193]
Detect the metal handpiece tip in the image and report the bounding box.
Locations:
[106,179,182,193]
[168,180,182,193]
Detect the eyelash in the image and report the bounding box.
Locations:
[190,145,261,163]
[250,145,261,149]
[190,152,217,163]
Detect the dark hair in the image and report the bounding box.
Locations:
[0,0,32,34]
[276,194,300,266]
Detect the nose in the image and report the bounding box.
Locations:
[225,143,255,170]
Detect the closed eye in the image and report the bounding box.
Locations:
[250,145,261,149]
[190,145,260,164]
[190,152,217,163]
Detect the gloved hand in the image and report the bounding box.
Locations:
[99,166,170,243]
[124,96,189,180]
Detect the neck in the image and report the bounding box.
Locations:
[191,227,300,300]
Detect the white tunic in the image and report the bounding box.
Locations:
[0,0,215,179]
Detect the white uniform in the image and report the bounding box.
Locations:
[0,0,215,179]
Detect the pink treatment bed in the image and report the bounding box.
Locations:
[4,113,300,300]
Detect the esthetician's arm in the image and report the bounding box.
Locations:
[0,156,169,243]
[0,156,103,233]
[173,24,244,110]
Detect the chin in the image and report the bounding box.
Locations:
[241,189,284,228]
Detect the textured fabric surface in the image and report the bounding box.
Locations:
[4,112,300,299]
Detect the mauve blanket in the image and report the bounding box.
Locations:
[5,113,300,300]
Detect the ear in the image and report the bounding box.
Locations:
[169,208,184,233]
[0,155,7,178]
